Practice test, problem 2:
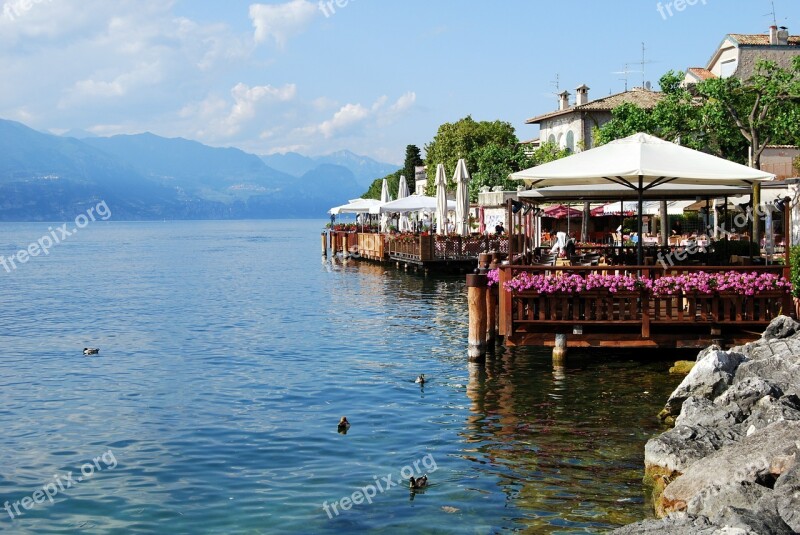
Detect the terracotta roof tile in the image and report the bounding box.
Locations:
[525,88,664,124]
[729,33,800,46]
[687,67,717,81]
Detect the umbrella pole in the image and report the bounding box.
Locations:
[637,176,644,266]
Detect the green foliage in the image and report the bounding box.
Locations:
[423,116,520,199]
[707,238,761,265]
[362,169,402,200]
[791,245,800,297]
[402,145,423,186]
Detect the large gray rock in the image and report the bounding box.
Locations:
[711,505,795,535]
[763,315,800,341]
[645,424,743,474]
[730,336,800,365]
[735,356,800,397]
[664,350,748,416]
[740,394,800,435]
[774,462,800,532]
[658,421,800,515]
[685,481,769,518]
[610,512,715,534]
[675,396,738,429]
[712,377,783,419]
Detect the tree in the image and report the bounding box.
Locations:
[423,116,519,198]
[695,57,800,168]
[362,170,402,200]
[402,145,423,187]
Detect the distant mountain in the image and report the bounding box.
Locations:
[259,152,317,178]
[261,150,398,188]
[0,119,368,220]
[60,128,97,139]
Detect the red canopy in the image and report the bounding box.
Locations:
[542,204,582,219]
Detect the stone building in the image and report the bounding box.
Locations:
[524,86,662,153]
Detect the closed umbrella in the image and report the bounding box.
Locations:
[397,175,411,232]
[435,164,448,235]
[380,179,391,232]
[454,158,471,236]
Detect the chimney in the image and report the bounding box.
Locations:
[558,90,571,111]
[778,26,790,45]
[769,25,779,45]
[575,84,590,106]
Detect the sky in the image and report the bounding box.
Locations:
[0,0,798,165]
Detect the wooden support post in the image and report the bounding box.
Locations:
[321,232,328,257]
[553,333,567,365]
[342,235,349,259]
[486,285,497,349]
[466,273,488,362]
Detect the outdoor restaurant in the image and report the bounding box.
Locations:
[326,133,796,356]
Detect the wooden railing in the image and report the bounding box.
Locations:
[498,265,791,343]
[385,234,509,262]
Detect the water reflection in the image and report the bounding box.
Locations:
[465,348,678,532]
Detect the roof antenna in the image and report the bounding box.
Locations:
[769,0,778,26]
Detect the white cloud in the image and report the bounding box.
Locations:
[388,91,416,115]
[249,0,317,48]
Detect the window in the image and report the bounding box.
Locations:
[720,59,737,78]
[548,134,556,145]
[565,130,575,153]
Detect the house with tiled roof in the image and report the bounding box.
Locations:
[524,86,663,152]
[683,26,800,85]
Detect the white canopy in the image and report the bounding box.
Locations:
[518,183,751,201]
[435,164,449,236]
[454,159,471,236]
[328,198,383,215]
[511,132,774,187]
[380,178,392,232]
[371,195,455,215]
[397,175,411,232]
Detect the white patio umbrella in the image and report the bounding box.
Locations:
[328,198,384,215]
[454,158,471,236]
[511,132,774,263]
[380,178,391,232]
[397,175,411,232]
[435,164,448,236]
[372,195,456,214]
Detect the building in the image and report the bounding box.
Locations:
[683,26,800,85]
[414,165,428,195]
[525,86,663,152]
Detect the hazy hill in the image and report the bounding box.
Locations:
[0,119,368,220]
[261,150,398,188]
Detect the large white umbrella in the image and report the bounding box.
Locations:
[511,133,774,263]
[328,198,383,215]
[397,175,411,232]
[372,195,456,214]
[380,179,392,232]
[435,164,448,236]
[454,158,471,236]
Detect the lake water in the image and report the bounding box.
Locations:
[0,220,684,534]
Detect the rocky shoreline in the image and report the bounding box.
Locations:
[613,316,800,534]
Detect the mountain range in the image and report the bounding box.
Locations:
[0,118,398,221]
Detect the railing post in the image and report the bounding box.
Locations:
[466,273,488,362]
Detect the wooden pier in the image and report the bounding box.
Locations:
[327,230,508,272]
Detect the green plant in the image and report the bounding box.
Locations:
[790,245,800,297]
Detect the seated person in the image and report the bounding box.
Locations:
[494,223,505,235]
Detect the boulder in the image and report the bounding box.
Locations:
[658,421,800,516]
[663,350,748,417]
[712,377,783,420]
[711,505,795,534]
[730,337,800,365]
[645,424,743,475]
[674,396,738,429]
[735,356,800,397]
[762,315,800,341]
[774,462,800,532]
[610,512,715,534]
[685,481,769,517]
[739,394,800,434]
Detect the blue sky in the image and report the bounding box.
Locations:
[0,0,797,164]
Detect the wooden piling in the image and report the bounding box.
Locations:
[553,333,567,365]
[321,232,328,257]
[342,235,349,259]
[466,273,488,362]
[486,285,497,348]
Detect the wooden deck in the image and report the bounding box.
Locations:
[328,231,509,272]
[496,265,790,350]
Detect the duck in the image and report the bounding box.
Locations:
[415,374,425,385]
[83,348,99,356]
[337,416,350,433]
[409,475,428,490]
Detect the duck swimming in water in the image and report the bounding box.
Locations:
[337,416,350,433]
[415,374,425,385]
[409,475,428,489]
[83,348,99,355]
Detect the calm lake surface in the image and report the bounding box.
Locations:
[0,220,685,534]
